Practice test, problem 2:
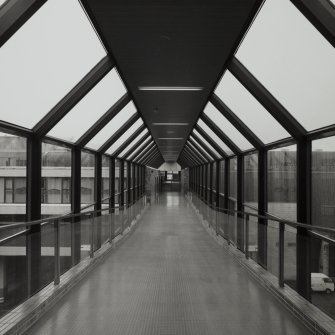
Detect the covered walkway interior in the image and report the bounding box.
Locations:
[0,0,335,333]
[26,192,308,335]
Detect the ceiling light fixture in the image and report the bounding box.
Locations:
[152,123,189,126]
[138,86,203,91]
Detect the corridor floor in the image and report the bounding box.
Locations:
[26,192,310,335]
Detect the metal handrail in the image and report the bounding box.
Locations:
[0,196,145,232]
[192,193,335,235]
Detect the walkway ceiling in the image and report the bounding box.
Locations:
[82,0,263,162]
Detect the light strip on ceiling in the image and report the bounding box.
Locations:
[138,86,203,91]
[152,123,189,126]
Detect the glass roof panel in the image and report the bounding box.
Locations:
[126,136,152,159]
[236,0,335,131]
[215,71,290,143]
[192,129,222,158]
[0,0,106,128]
[189,135,215,160]
[134,141,154,161]
[187,141,208,162]
[86,101,136,150]
[48,68,127,142]
[197,120,234,156]
[118,129,149,157]
[106,119,144,155]
[204,103,253,150]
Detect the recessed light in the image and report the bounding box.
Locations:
[152,123,189,126]
[138,86,203,91]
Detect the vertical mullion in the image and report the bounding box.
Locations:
[216,160,220,208]
[237,155,244,251]
[120,160,124,207]
[296,139,311,300]
[258,148,267,268]
[71,147,81,266]
[95,153,102,249]
[26,136,42,296]
[127,161,131,206]
[110,157,115,210]
[224,159,229,211]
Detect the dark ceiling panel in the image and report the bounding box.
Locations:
[83,0,262,161]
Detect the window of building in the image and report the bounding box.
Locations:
[0,133,26,222]
[81,151,95,206]
[244,153,258,208]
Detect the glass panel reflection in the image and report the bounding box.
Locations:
[0,133,26,225]
[81,151,95,206]
[41,142,71,217]
[267,145,297,221]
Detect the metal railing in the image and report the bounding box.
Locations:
[0,194,147,318]
[188,191,335,319]
[188,192,335,282]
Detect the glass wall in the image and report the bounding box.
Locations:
[244,153,258,262]
[41,142,71,216]
[0,132,27,224]
[311,136,335,318]
[267,145,297,220]
[244,153,258,209]
[312,137,335,231]
[268,144,297,289]
[229,157,237,201]
[81,151,95,206]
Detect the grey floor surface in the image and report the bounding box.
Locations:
[25,192,311,335]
